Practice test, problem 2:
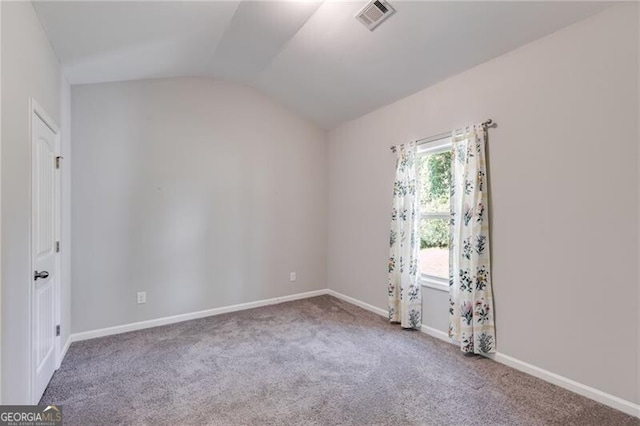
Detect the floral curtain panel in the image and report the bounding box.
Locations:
[449,125,496,354]
[388,142,421,329]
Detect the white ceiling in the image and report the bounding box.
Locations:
[33,1,612,128]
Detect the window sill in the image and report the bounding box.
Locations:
[420,277,449,293]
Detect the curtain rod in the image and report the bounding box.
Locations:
[390,119,494,152]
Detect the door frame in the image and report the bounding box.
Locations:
[28,98,61,404]
[0,1,3,404]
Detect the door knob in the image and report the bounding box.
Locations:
[34,270,49,280]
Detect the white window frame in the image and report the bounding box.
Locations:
[417,136,452,293]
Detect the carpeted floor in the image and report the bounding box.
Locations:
[41,295,638,425]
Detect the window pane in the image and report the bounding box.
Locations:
[419,150,452,214]
[419,217,449,280]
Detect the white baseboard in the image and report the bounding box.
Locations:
[487,352,640,418]
[71,289,328,343]
[63,287,639,418]
[420,324,450,342]
[326,289,387,317]
[326,289,451,344]
[327,289,640,419]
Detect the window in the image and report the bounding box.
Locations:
[417,137,452,291]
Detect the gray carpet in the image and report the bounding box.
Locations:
[41,295,638,425]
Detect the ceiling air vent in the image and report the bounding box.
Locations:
[355,0,395,31]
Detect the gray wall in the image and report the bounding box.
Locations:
[327,4,639,403]
[637,1,640,408]
[71,78,327,333]
[1,1,70,404]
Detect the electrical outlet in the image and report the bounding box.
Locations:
[290,272,297,282]
[137,292,146,304]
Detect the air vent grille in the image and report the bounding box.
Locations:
[356,0,395,31]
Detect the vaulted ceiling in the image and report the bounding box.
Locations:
[33,1,612,128]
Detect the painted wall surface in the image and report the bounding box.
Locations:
[327,4,639,403]
[71,78,327,333]
[1,2,65,404]
[637,0,640,411]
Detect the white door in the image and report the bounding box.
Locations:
[31,108,59,402]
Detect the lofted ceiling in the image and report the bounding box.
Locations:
[33,1,613,128]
